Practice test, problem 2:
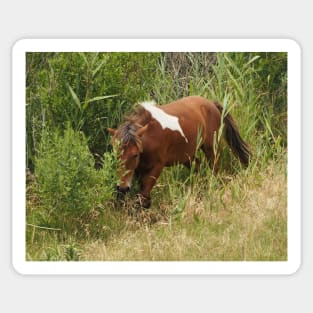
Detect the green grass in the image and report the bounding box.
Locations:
[81,157,287,261]
[26,52,287,261]
[26,151,287,261]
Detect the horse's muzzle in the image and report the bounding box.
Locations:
[116,185,130,194]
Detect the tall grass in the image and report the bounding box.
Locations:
[26,52,287,261]
[26,52,160,170]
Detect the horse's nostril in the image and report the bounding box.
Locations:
[122,186,130,193]
[117,185,130,194]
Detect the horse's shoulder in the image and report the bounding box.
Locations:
[143,119,159,132]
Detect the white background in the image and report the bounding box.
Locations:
[1,0,311,312]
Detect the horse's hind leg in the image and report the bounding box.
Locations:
[201,145,220,174]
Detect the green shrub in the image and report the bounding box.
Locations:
[34,125,117,231]
[26,52,160,170]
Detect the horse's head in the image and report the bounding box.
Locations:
[108,123,148,193]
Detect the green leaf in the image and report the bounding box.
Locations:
[86,94,118,104]
[263,112,275,141]
[226,68,244,99]
[91,52,99,66]
[92,60,105,78]
[67,84,81,110]
[246,55,260,67]
[79,52,88,66]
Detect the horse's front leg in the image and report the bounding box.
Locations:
[138,164,163,208]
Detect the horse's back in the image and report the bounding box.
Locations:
[162,96,221,136]
[162,96,215,111]
[162,96,219,120]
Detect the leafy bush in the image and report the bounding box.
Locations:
[26,52,160,170]
[34,125,118,230]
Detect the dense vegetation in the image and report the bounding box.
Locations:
[26,52,287,261]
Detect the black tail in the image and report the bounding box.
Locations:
[214,102,251,167]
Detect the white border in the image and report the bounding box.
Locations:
[12,39,301,275]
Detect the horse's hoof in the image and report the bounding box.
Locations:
[136,194,151,208]
[142,199,151,208]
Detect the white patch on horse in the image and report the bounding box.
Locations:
[140,101,188,143]
[119,171,134,189]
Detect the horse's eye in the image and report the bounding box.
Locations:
[133,154,139,159]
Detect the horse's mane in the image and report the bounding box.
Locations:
[115,104,152,152]
[124,106,149,124]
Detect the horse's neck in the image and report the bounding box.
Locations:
[136,110,152,127]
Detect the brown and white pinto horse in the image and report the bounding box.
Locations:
[108,96,250,208]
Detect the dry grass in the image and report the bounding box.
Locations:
[81,161,287,261]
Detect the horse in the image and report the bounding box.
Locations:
[108,96,250,208]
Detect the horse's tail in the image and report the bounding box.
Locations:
[214,102,251,167]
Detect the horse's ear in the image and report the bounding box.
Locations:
[136,124,148,137]
[107,128,116,136]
